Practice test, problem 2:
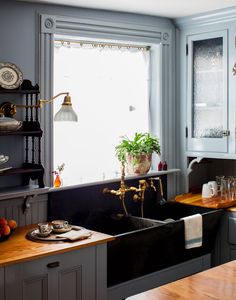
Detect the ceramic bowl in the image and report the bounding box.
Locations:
[0,155,9,166]
[0,114,22,131]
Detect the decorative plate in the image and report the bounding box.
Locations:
[0,62,23,89]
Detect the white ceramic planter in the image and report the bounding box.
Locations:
[125,153,152,175]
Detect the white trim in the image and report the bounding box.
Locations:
[39,13,176,196]
[175,7,236,29]
[49,169,180,193]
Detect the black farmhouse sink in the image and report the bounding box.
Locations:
[83,204,223,287]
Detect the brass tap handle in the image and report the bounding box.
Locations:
[103,188,121,196]
[139,179,147,186]
[103,188,111,194]
[159,178,164,196]
[149,179,157,191]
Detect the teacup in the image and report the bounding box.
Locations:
[208,181,218,196]
[51,220,69,230]
[202,183,214,198]
[38,222,52,234]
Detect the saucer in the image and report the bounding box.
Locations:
[52,225,72,233]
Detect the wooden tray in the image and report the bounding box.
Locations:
[175,193,236,209]
[26,226,87,242]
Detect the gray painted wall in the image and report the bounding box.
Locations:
[0,0,177,192]
[0,0,174,82]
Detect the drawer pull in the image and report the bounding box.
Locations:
[47,261,60,268]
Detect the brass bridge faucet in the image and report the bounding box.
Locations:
[103,162,156,217]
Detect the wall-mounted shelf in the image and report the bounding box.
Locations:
[0,80,44,188]
[0,130,42,137]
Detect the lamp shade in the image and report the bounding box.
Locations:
[54,94,78,122]
[54,105,78,122]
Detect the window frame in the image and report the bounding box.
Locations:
[39,13,175,193]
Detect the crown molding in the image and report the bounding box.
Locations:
[174,6,236,29]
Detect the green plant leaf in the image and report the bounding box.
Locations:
[115,132,160,162]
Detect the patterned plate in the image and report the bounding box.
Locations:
[0,62,23,89]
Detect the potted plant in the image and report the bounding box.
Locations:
[115,132,160,175]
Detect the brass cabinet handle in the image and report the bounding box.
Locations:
[222,130,230,137]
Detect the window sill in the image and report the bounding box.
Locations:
[49,168,180,193]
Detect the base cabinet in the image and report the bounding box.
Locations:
[213,211,236,265]
[0,267,4,300]
[5,247,96,300]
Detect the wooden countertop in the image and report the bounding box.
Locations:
[175,193,236,209]
[128,260,236,300]
[0,224,114,266]
[227,206,236,212]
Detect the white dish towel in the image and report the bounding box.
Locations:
[56,229,92,241]
[181,214,203,249]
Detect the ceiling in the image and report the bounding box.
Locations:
[19,0,236,18]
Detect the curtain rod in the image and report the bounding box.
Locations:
[54,39,150,51]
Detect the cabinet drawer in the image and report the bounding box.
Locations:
[228,217,236,244]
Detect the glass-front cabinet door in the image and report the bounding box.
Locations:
[187,30,228,153]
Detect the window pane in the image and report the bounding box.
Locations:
[192,37,224,138]
[53,39,150,185]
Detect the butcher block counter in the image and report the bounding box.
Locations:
[175,192,236,209]
[128,260,236,300]
[0,224,114,266]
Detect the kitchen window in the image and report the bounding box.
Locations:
[39,14,174,191]
[53,38,151,185]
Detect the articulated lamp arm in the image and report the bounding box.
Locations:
[0,92,78,122]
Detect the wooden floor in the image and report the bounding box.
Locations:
[127,260,236,300]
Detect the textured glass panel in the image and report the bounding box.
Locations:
[192,37,223,138]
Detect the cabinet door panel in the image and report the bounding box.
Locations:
[5,258,52,300]
[59,266,82,300]
[187,30,228,152]
[23,274,48,300]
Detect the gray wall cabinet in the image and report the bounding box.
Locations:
[175,8,236,193]
[177,9,236,160]
[186,31,228,153]
[4,245,106,300]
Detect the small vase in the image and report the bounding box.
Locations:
[54,174,61,188]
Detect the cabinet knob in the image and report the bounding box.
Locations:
[222,130,230,137]
[47,261,60,268]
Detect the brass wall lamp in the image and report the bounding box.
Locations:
[0,92,78,122]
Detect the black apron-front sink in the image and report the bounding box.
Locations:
[83,206,222,287]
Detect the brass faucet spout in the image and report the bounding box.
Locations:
[102,162,151,217]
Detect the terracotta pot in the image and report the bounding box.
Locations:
[125,153,152,175]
